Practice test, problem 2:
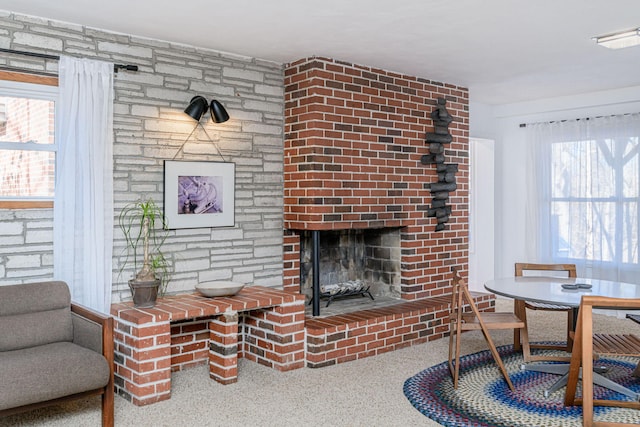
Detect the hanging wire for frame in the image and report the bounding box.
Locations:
[172,122,226,162]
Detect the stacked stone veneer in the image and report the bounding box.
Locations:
[0,11,286,298]
[283,57,470,299]
[111,286,305,405]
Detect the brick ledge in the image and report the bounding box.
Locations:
[305,295,451,330]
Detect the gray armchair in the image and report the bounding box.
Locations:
[0,281,114,426]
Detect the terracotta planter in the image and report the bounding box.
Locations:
[129,278,160,308]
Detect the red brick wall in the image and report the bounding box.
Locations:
[283,230,301,291]
[283,57,469,299]
[170,319,212,372]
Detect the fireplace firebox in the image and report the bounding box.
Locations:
[299,228,400,315]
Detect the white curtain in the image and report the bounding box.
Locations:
[525,114,640,285]
[54,56,114,313]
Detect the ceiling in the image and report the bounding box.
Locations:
[1,0,639,105]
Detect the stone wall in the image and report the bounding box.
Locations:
[0,11,285,301]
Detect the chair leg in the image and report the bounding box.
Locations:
[102,384,114,427]
[581,307,595,427]
[564,315,582,407]
[448,322,462,389]
[566,309,574,353]
[481,328,516,392]
[513,330,520,351]
[453,332,462,388]
[519,324,531,363]
[513,300,524,351]
[448,322,455,380]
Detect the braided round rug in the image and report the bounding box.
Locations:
[403,343,640,426]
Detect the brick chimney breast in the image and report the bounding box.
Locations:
[283,57,470,300]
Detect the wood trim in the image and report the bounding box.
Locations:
[0,201,53,209]
[0,70,58,86]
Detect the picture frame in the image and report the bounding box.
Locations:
[163,160,235,229]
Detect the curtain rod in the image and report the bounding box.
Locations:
[519,112,639,128]
[519,118,591,128]
[0,48,138,73]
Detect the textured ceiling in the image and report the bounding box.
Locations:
[1,0,639,104]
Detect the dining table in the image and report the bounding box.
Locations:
[485,276,640,399]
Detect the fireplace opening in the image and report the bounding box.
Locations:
[299,228,401,311]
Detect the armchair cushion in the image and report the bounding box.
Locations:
[0,281,73,352]
[0,341,110,411]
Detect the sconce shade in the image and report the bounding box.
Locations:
[210,99,230,123]
[184,96,209,121]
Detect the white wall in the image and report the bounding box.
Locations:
[472,85,640,279]
[468,137,494,291]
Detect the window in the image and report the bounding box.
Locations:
[0,71,58,208]
[550,135,638,264]
[527,113,640,281]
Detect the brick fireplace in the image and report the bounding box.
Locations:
[282,57,470,314]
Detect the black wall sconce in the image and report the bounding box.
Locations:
[174,96,230,160]
[184,96,229,123]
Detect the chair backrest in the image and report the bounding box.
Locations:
[576,295,640,357]
[0,281,73,352]
[450,269,482,321]
[514,262,577,278]
[566,295,640,415]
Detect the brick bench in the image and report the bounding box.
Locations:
[110,286,305,406]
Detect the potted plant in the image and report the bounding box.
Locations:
[118,198,171,307]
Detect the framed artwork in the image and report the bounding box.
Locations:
[164,160,235,229]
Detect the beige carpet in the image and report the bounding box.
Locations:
[2,299,638,427]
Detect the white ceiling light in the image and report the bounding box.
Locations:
[593,28,640,49]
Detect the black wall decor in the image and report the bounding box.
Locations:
[421,97,458,231]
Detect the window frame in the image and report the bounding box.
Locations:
[0,71,58,209]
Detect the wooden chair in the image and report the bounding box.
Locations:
[514,262,577,354]
[448,269,531,391]
[564,296,640,427]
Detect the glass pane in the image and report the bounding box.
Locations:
[0,96,54,145]
[623,202,638,264]
[623,137,639,198]
[551,201,615,262]
[0,149,55,197]
[551,139,615,198]
[592,139,615,198]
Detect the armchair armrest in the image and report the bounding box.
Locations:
[71,303,114,427]
[71,303,114,361]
